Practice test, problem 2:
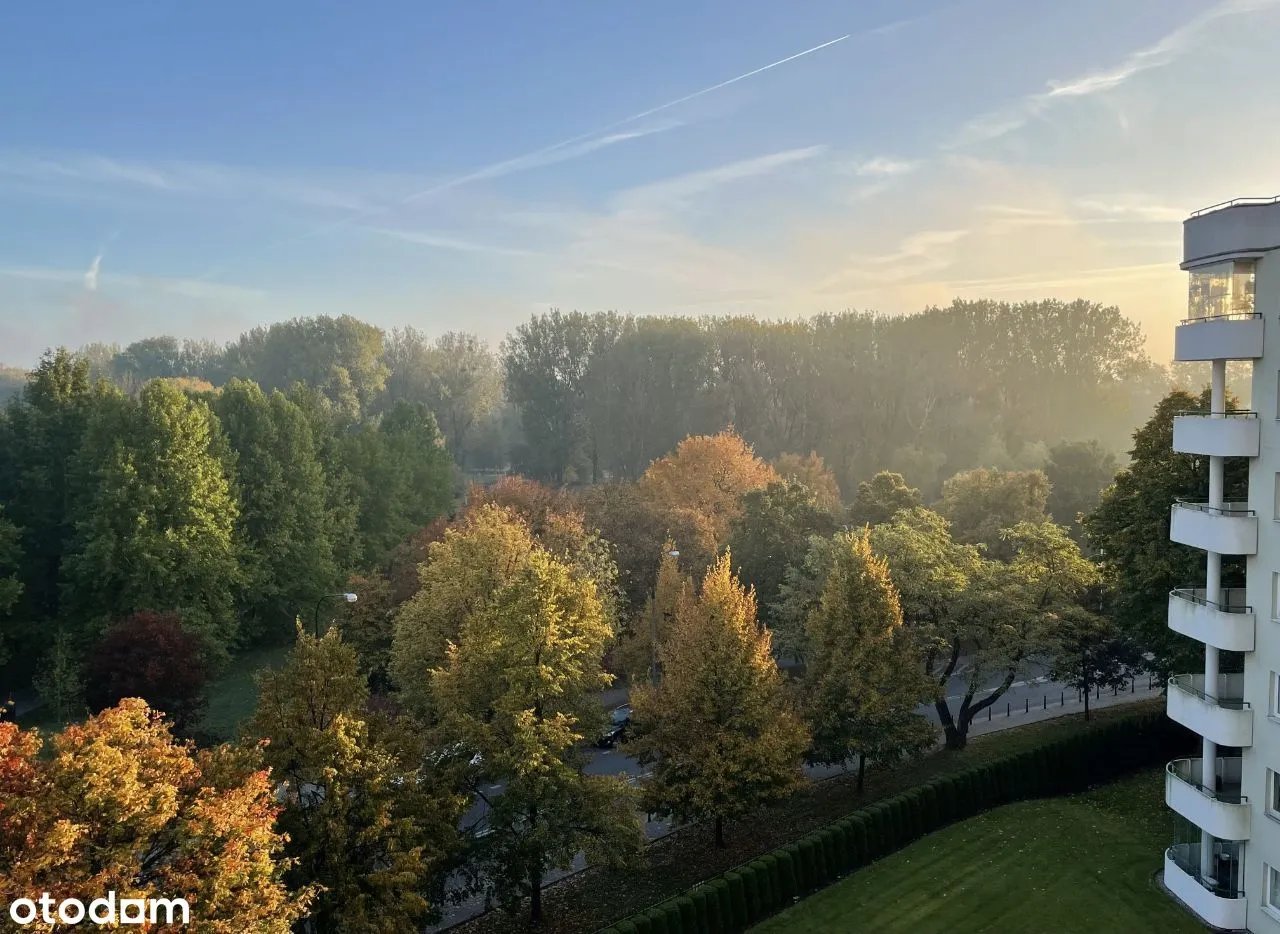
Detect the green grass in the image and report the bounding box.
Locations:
[751,769,1201,934]
[196,642,291,742]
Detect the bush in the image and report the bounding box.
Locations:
[725,871,747,930]
[775,846,798,902]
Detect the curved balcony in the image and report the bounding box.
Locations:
[1174,312,1263,361]
[1168,588,1255,652]
[1167,673,1252,747]
[1170,502,1257,555]
[1164,844,1247,932]
[1166,758,1250,841]
[1172,411,1260,457]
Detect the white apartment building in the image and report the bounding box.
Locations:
[1164,196,1280,932]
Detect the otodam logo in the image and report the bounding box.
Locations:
[7,892,190,927]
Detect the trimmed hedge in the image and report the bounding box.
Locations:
[596,711,1191,934]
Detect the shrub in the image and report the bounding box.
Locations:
[725,871,747,930]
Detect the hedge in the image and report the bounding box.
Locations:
[595,711,1192,934]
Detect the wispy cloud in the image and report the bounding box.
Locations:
[363,227,543,258]
[950,0,1280,146]
[850,156,921,177]
[84,254,102,291]
[0,265,265,303]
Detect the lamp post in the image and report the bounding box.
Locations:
[312,592,358,637]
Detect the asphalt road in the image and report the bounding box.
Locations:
[432,659,1161,930]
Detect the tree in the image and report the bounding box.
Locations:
[0,508,21,666]
[390,505,537,716]
[32,628,83,727]
[802,531,935,790]
[85,611,209,734]
[612,541,691,683]
[629,554,809,846]
[638,430,780,555]
[772,451,842,513]
[0,699,310,932]
[334,572,396,692]
[250,628,462,933]
[937,467,1050,559]
[726,481,838,629]
[848,471,922,528]
[869,508,1089,750]
[429,547,643,923]
[386,519,448,605]
[769,534,841,664]
[1047,603,1143,720]
[212,379,341,643]
[1044,440,1118,543]
[1083,388,1246,678]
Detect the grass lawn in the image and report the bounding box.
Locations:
[751,768,1200,934]
[195,642,291,742]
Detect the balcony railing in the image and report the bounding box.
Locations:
[1190,195,1280,217]
[1174,409,1258,418]
[1169,673,1248,709]
[1167,843,1245,899]
[1173,501,1255,517]
[1167,758,1246,804]
[1169,588,1251,614]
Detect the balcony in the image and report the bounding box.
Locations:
[1172,412,1260,458]
[1166,758,1250,841]
[1168,589,1255,652]
[1169,502,1257,555]
[1164,844,1247,932]
[1167,673,1252,747]
[1173,313,1263,361]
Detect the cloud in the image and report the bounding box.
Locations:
[949,0,1280,146]
[0,265,265,303]
[850,157,921,177]
[84,254,102,291]
[363,227,543,258]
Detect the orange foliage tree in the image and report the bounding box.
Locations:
[0,699,308,933]
[638,429,780,554]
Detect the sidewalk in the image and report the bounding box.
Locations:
[964,679,1163,740]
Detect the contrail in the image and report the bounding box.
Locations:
[205,32,852,271]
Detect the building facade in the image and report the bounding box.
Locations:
[1165,197,1280,932]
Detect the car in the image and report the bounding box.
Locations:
[597,704,633,748]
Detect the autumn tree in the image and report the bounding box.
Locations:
[772,451,842,513]
[770,534,841,664]
[386,518,448,604]
[390,505,537,717]
[638,429,780,555]
[334,572,397,691]
[0,700,309,933]
[612,542,691,683]
[32,629,83,728]
[803,531,935,790]
[250,628,463,933]
[727,481,837,630]
[85,611,209,734]
[629,555,809,846]
[848,471,922,528]
[937,467,1050,559]
[429,547,643,923]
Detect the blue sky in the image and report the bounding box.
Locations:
[2,0,1278,365]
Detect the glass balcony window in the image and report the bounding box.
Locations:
[1187,260,1257,320]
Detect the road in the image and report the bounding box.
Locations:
[431,661,1162,930]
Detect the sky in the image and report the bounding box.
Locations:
[2,0,1279,366]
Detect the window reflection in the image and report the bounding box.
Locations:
[1188,260,1256,319]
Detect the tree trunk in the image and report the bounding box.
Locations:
[857,752,867,792]
[934,697,967,749]
[1082,648,1091,721]
[530,867,542,925]
[715,815,725,848]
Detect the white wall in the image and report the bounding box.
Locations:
[1185,202,1280,267]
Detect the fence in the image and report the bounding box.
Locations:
[975,674,1161,724]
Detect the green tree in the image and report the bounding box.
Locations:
[334,571,396,691]
[848,471,922,528]
[1045,440,1119,543]
[727,481,837,629]
[772,452,843,513]
[0,509,21,666]
[937,467,1050,559]
[32,628,83,726]
[60,380,241,658]
[1083,388,1245,678]
[769,534,841,664]
[1047,601,1143,720]
[429,547,642,923]
[802,531,935,790]
[250,627,464,933]
[212,379,341,643]
[629,554,809,846]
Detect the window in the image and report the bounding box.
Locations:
[1268,864,1280,914]
[1188,259,1257,318]
[1271,672,1280,718]
[1273,573,1280,620]
[1270,771,1280,817]
[1274,474,1280,520]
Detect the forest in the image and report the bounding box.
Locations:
[0,297,1213,933]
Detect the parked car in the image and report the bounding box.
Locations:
[597,704,632,748]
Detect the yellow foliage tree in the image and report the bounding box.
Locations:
[0,699,308,933]
[629,554,809,846]
[772,451,843,513]
[639,429,780,554]
[613,540,691,683]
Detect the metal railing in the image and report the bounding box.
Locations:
[1169,588,1252,614]
[1167,758,1247,804]
[1177,310,1262,324]
[1167,844,1245,899]
[1168,673,1249,710]
[1174,409,1258,419]
[1173,501,1255,517]
[1190,195,1280,218]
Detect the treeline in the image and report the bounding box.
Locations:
[1,298,1171,497]
[0,350,455,686]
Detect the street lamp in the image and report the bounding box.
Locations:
[312,592,358,637]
